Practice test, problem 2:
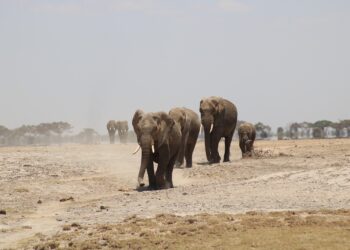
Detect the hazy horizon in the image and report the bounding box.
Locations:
[1,0,349,134]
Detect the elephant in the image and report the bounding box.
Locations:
[199,96,238,164]
[132,110,181,189]
[116,120,129,144]
[106,120,129,144]
[107,120,117,144]
[169,107,200,168]
[238,122,256,158]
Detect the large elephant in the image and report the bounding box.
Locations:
[238,122,256,158]
[199,97,238,163]
[106,120,129,144]
[132,110,181,189]
[169,107,200,168]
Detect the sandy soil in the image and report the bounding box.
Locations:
[1,139,350,249]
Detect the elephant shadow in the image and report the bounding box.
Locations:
[135,184,169,192]
[196,161,211,166]
[135,185,153,192]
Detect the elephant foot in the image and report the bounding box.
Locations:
[175,161,183,168]
[209,155,221,164]
[185,161,193,168]
[223,158,230,162]
[209,159,220,164]
[164,181,174,189]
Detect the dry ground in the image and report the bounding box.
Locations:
[1,139,350,249]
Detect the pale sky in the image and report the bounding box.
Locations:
[0,0,349,134]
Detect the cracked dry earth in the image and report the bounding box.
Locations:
[1,139,350,249]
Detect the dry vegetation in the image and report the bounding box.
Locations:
[22,210,350,250]
[1,139,350,249]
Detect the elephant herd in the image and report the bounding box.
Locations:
[106,120,129,144]
[107,96,257,190]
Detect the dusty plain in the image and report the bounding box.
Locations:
[1,139,350,249]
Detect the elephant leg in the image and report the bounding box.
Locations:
[184,143,194,168]
[165,155,176,188]
[224,134,233,162]
[239,142,246,157]
[175,135,186,167]
[155,150,169,189]
[210,136,221,163]
[185,140,197,168]
[155,165,165,189]
[147,160,156,189]
[185,127,199,168]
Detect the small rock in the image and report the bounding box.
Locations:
[182,192,188,195]
[62,225,71,231]
[60,197,74,202]
[37,200,42,204]
[98,240,108,246]
[100,205,108,210]
[0,210,6,215]
[22,225,32,229]
[71,222,80,227]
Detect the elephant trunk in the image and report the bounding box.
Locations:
[202,122,213,162]
[137,135,153,187]
[108,131,115,144]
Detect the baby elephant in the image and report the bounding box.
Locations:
[238,122,256,158]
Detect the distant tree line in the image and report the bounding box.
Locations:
[0,122,137,146]
[234,119,350,140]
[2,119,349,146]
[277,120,350,140]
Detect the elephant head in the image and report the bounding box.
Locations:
[169,108,189,134]
[199,97,225,161]
[106,120,117,144]
[132,110,176,187]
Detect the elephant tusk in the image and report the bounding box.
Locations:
[210,124,214,133]
[132,145,141,155]
[152,145,155,153]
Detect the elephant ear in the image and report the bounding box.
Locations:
[159,112,175,129]
[181,110,191,134]
[199,99,205,113]
[176,110,187,132]
[132,110,144,141]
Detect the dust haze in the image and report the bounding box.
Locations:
[1,1,350,249]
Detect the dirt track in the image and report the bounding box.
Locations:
[1,139,350,248]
